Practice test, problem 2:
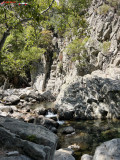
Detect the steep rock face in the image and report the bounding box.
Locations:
[55,69,120,119]
[86,0,120,70]
[33,0,120,97]
[50,0,120,120]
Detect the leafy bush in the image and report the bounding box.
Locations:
[99,4,111,15]
[66,37,89,67]
[49,0,90,37]
[1,27,46,77]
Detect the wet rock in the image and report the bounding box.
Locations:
[58,109,74,120]
[62,126,75,134]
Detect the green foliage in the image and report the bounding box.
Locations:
[53,52,57,59]
[0,0,91,79]
[26,135,37,142]
[102,41,111,54]
[99,4,111,15]
[38,30,53,50]
[49,0,91,37]
[66,37,89,67]
[1,27,46,76]
[58,62,63,69]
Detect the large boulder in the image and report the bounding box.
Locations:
[81,139,120,160]
[0,116,58,160]
[93,139,120,160]
[55,69,120,120]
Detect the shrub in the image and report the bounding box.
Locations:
[99,4,111,15]
[52,52,57,59]
[102,41,111,53]
[66,37,89,67]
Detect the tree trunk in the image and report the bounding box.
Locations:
[0,30,10,74]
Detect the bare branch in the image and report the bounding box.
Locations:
[41,0,55,14]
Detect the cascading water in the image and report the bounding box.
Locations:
[45,111,64,125]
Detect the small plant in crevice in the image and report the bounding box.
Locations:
[102,41,111,54]
[65,37,89,69]
[26,135,37,143]
[98,4,111,15]
[58,62,63,73]
[52,52,57,60]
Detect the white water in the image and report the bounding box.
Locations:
[45,111,64,125]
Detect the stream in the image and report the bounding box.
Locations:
[31,102,120,160]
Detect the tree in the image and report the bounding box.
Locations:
[49,0,91,37]
[0,0,55,74]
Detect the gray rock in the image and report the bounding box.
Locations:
[55,70,120,120]
[81,154,93,160]
[3,95,20,105]
[0,116,58,160]
[62,126,75,134]
[34,107,47,115]
[54,149,75,160]
[6,151,19,156]
[93,139,120,160]
[0,104,13,113]
[42,91,55,101]
[0,155,32,160]
[35,115,59,129]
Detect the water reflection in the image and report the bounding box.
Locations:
[57,119,120,160]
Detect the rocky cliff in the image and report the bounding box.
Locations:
[32,0,120,119]
[33,0,120,95]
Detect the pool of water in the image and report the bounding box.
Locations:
[31,102,120,160]
[57,119,120,160]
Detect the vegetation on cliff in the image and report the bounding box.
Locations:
[0,0,91,86]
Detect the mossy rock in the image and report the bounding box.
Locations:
[26,135,37,143]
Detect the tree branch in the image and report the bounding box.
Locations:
[41,0,55,14]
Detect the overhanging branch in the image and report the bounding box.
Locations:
[41,0,55,14]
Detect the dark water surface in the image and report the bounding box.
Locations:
[31,102,120,160]
[57,119,120,160]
